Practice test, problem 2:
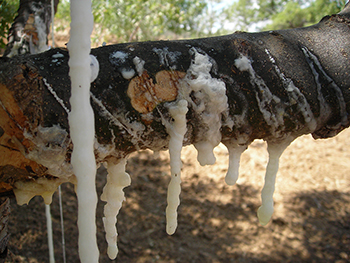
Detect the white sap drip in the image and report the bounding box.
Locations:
[264,49,317,132]
[194,141,216,166]
[101,159,131,259]
[185,48,228,166]
[257,140,291,225]
[120,68,136,79]
[67,0,99,261]
[225,145,247,185]
[165,100,188,235]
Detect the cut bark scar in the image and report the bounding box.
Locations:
[127,70,186,113]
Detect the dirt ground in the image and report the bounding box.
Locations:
[4,127,350,263]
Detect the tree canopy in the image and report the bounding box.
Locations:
[224,0,348,31]
[56,0,208,44]
[1,0,348,49]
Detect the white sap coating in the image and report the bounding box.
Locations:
[234,55,251,71]
[165,100,188,235]
[111,51,128,63]
[286,80,317,131]
[120,68,135,79]
[152,47,181,69]
[184,48,228,166]
[52,52,64,58]
[24,125,72,178]
[257,140,292,225]
[225,145,247,185]
[234,54,285,136]
[67,0,99,261]
[302,47,348,126]
[264,49,317,132]
[90,55,99,83]
[45,204,55,263]
[109,51,136,79]
[101,159,131,259]
[133,56,145,76]
[300,47,333,126]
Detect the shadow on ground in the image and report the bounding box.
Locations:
[6,150,350,263]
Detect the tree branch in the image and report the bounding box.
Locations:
[0,8,350,202]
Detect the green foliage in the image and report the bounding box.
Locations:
[224,0,348,31]
[2,0,346,48]
[56,0,207,44]
[0,0,19,49]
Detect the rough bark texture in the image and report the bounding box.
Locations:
[0,6,350,201]
[0,198,9,263]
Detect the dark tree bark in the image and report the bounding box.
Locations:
[3,0,59,58]
[0,198,10,263]
[0,5,350,202]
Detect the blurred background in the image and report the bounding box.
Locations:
[0,0,348,49]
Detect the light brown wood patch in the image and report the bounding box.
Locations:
[0,83,47,194]
[127,70,186,113]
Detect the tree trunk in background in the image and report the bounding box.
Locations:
[0,5,350,200]
[3,0,59,58]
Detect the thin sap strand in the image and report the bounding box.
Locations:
[45,204,55,263]
[166,100,188,235]
[101,159,131,259]
[58,185,67,263]
[225,145,247,185]
[257,141,291,225]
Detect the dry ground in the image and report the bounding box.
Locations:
[5,128,350,263]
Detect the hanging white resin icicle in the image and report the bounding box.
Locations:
[225,145,247,185]
[101,159,131,260]
[257,141,291,225]
[165,100,188,235]
[67,0,99,262]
